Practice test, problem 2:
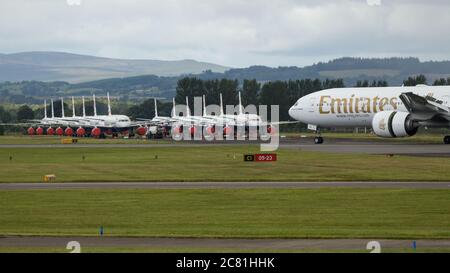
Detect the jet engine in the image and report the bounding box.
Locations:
[372,111,418,138]
[223,126,232,136]
[76,127,86,137]
[206,125,215,135]
[36,127,44,135]
[173,125,183,134]
[91,127,101,138]
[27,127,35,135]
[64,127,74,136]
[55,127,64,136]
[136,126,147,136]
[189,126,197,136]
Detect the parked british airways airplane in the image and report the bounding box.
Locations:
[288,85,450,144]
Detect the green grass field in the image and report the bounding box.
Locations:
[0,189,449,239]
[283,132,448,143]
[1,146,450,182]
[1,247,449,253]
[0,135,174,145]
[1,137,449,253]
[0,133,448,144]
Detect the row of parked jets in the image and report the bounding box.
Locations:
[4,92,292,138]
[4,85,450,143]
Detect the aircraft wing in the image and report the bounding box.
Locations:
[0,121,69,127]
[0,122,40,127]
[399,92,450,121]
[263,121,300,126]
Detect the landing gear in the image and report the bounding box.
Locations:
[444,136,450,144]
[314,128,324,144]
[314,136,324,144]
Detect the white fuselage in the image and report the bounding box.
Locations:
[79,115,132,128]
[289,86,450,128]
[38,115,131,129]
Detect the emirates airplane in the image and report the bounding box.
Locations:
[288,85,450,144]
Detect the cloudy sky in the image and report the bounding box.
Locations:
[1,0,450,67]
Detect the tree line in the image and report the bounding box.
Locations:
[1,74,449,135]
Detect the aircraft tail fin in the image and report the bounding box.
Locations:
[219,93,224,116]
[82,96,86,117]
[203,95,206,117]
[61,98,65,118]
[72,96,76,117]
[44,100,47,119]
[51,99,54,118]
[107,92,112,116]
[93,94,97,117]
[186,96,191,117]
[172,98,177,118]
[154,98,158,117]
[238,91,243,115]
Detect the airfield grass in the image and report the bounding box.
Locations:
[0,189,449,239]
[0,133,447,145]
[0,135,174,145]
[285,132,447,143]
[1,146,450,182]
[1,247,449,253]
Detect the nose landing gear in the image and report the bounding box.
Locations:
[444,136,450,144]
[314,136,324,144]
[314,128,324,144]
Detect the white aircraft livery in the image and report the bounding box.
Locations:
[288,85,450,144]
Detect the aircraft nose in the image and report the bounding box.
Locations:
[289,98,303,120]
[288,106,295,119]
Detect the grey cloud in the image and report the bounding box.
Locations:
[0,0,449,67]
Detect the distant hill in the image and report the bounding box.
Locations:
[222,57,450,86]
[2,56,450,104]
[0,51,229,83]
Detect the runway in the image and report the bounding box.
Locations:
[1,140,450,156]
[0,181,449,190]
[0,236,448,251]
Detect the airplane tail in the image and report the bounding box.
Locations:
[61,98,65,118]
[172,98,177,118]
[219,93,224,116]
[44,100,47,119]
[154,98,158,117]
[107,92,112,116]
[72,96,76,117]
[238,91,244,115]
[82,96,86,117]
[203,95,206,117]
[51,99,54,118]
[186,96,191,117]
[93,94,97,117]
